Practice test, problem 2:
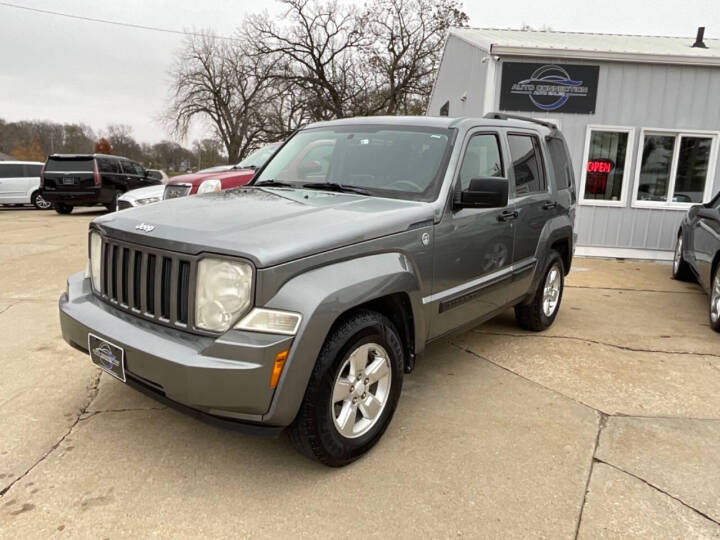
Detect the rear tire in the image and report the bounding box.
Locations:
[288,309,404,467]
[105,190,122,212]
[54,203,73,215]
[672,234,694,282]
[515,250,564,332]
[31,191,52,210]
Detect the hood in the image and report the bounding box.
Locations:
[167,168,254,187]
[92,187,433,268]
[118,185,165,202]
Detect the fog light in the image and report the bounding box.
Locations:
[235,308,301,335]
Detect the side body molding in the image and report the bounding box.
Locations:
[260,252,425,426]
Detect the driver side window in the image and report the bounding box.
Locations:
[458,133,503,191]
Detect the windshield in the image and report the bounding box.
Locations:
[236,143,280,169]
[255,126,453,201]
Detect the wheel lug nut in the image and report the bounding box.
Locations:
[350,385,355,392]
[361,392,366,399]
[352,397,357,404]
[364,378,369,384]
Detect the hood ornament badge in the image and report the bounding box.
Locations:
[136,223,155,233]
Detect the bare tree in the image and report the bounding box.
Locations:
[167,32,276,163]
[362,0,468,114]
[246,0,367,121]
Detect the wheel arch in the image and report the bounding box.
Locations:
[260,252,425,426]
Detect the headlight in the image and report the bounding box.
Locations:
[136,197,160,206]
[235,308,302,335]
[197,178,222,194]
[195,258,253,332]
[89,231,102,291]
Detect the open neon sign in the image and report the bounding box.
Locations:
[586,159,614,174]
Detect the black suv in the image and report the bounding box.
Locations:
[40,154,161,214]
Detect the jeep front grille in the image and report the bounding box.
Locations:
[98,238,194,329]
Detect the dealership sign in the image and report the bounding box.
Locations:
[500,63,599,114]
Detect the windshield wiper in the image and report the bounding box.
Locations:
[254,179,295,188]
[301,182,372,196]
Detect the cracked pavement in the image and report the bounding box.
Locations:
[1,208,719,538]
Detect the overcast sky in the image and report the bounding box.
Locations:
[1,0,718,145]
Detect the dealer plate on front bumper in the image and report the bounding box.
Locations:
[88,333,126,382]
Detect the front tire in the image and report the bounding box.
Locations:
[54,203,73,215]
[672,234,694,282]
[288,309,404,467]
[515,250,564,331]
[31,191,52,210]
[709,267,720,333]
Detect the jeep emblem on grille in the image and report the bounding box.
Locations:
[136,223,155,233]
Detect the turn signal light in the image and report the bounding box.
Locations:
[270,350,289,388]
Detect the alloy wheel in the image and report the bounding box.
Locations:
[711,272,720,323]
[331,342,392,439]
[542,263,562,317]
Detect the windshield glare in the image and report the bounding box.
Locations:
[236,143,280,169]
[255,126,452,201]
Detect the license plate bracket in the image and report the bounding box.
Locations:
[88,333,126,382]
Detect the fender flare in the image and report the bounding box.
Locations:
[260,251,424,426]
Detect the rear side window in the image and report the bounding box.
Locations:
[0,164,24,178]
[458,133,504,191]
[121,161,143,176]
[547,137,574,190]
[508,134,546,195]
[98,158,121,174]
[147,170,162,180]
[45,158,94,173]
[24,164,42,177]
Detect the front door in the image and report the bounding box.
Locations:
[693,201,720,289]
[505,132,555,300]
[429,131,514,338]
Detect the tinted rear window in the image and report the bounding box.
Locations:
[25,164,42,177]
[45,158,94,173]
[547,137,573,190]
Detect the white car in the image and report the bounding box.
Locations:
[146,169,170,183]
[0,160,52,209]
[116,184,165,210]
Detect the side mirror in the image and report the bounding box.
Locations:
[298,160,322,176]
[455,177,509,209]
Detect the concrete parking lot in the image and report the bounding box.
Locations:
[1,207,719,539]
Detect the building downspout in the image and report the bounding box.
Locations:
[482,50,498,115]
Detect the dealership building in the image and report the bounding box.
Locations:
[428,28,720,259]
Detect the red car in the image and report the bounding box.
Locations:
[163,143,280,199]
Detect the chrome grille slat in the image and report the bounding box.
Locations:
[97,238,192,329]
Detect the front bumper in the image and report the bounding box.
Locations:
[60,272,292,432]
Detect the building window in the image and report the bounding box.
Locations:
[579,126,634,207]
[633,130,718,209]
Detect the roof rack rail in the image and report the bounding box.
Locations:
[483,112,558,130]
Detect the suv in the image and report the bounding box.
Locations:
[162,143,280,199]
[58,115,576,466]
[40,154,161,214]
[0,160,51,209]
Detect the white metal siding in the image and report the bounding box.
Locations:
[431,41,720,253]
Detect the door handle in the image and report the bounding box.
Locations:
[542,201,557,210]
[498,210,518,222]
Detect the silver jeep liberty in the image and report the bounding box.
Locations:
[60,114,576,466]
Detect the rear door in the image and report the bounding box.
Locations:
[504,132,555,300]
[0,163,27,202]
[121,160,144,190]
[42,157,96,192]
[429,129,514,338]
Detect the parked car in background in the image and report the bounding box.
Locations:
[163,143,280,199]
[116,184,165,210]
[146,169,169,183]
[0,160,52,209]
[40,154,162,214]
[59,115,576,466]
[673,193,720,331]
